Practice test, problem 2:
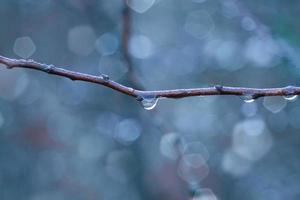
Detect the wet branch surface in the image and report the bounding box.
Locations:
[1,55,300,100]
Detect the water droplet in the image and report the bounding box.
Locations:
[137,95,159,110]
[240,93,256,103]
[244,99,255,103]
[283,86,298,101]
[284,95,297,101]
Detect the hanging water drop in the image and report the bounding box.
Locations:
[243,98,255,103]
[240,93,256,103]
[137,95,159,110]
[283,86,297,101]
[284,95,297,101]
[141,97,158,110]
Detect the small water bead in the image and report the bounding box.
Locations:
[240,93,256,103]
[283,86,298,101]
[243,98,255,103]
[284,95,298,101]
[137,95,159,110]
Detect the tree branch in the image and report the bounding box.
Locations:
[1,55,299,100]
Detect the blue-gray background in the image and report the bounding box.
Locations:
[1,0,300,199]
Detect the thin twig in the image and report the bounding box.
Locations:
[1,55,300,99]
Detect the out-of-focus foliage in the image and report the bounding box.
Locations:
[1,0,300,199]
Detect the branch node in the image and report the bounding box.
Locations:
[45,64,54,73]
[136,94,145,102]
[283,85,295,96]
[101,73,110,81]
[214,85,223,92]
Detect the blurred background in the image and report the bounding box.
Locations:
[1,0,300,199]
